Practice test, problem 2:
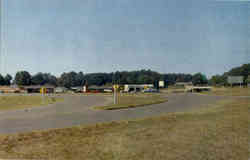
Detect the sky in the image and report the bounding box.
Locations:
[0,0,249,77]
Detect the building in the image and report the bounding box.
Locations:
[185,86,212,92]
[0,86,21,93]
[124,84,154,92]
[175,82,193,87]
[84,85,113,93]
[24,85,55,93]
[71,86,83,93]
[55,87,68,93]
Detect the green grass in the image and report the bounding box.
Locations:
[0,97,248,160]
[202,87,250,97]
[0,96,63,111]
[93,93,167,110]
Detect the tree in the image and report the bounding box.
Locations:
[0,74,5,85]
[31,73,44,85]
[4,74,12,85]
[75,72,85,86]
[227,63,250,82]
[14,71,32,86]
[241,64,250,83]
[246,76,250,84]
[58,71,78,88]
[192,73,208,86]
[31,73,57,86]
[209,74,228,86]
[42,73,57,86]
[47,74,57,86]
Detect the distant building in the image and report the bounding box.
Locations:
[124,84,154,92]
[71,86,83,93]
[175,82,193,87]
[55,87,68,93]
[85,85,113,93]
[185,86,212,92]
[0,86,21,93]
[24,85,55,93]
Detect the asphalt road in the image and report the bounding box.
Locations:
[0,93,225,134]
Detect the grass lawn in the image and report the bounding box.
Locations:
[0,96,63,111]
[0,97,248,160]
[203,87,250,97]
[94,93,167,110]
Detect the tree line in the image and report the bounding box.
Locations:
[1,70,209,88]
[2,63,248,88]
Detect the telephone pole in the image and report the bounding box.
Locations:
[0,0,2,74]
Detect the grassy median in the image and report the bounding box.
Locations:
[94,93,167,110]
[0,97,248,160]
[0,96,63,111]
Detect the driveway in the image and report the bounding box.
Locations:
[0,93,225,134]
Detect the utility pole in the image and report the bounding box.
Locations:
[114,86,117,105]
[0,0,6,75]
[0,0,2,75]
[113,72,119,105]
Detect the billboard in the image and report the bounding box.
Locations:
[227,76,244,84]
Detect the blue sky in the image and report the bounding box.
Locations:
[1,0,249,77]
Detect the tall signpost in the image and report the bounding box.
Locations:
[0,0,2,75]
[113,84,119,105]
[40,87,46,104]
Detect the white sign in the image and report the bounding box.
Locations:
[159,81,165,87]
[227,76,244,84]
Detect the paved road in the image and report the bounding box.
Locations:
[0,93,225,134]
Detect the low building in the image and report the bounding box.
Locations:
[24,85,55,93]
[85,85,113,93]
[0,86,21,93]
[185,86,212,92]
[71,86,83,93]
[124,84,154,92]
[175,82,193,87]
[55,87,68,93]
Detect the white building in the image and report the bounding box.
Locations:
[55,87,68,93]
[124,84,154,92]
